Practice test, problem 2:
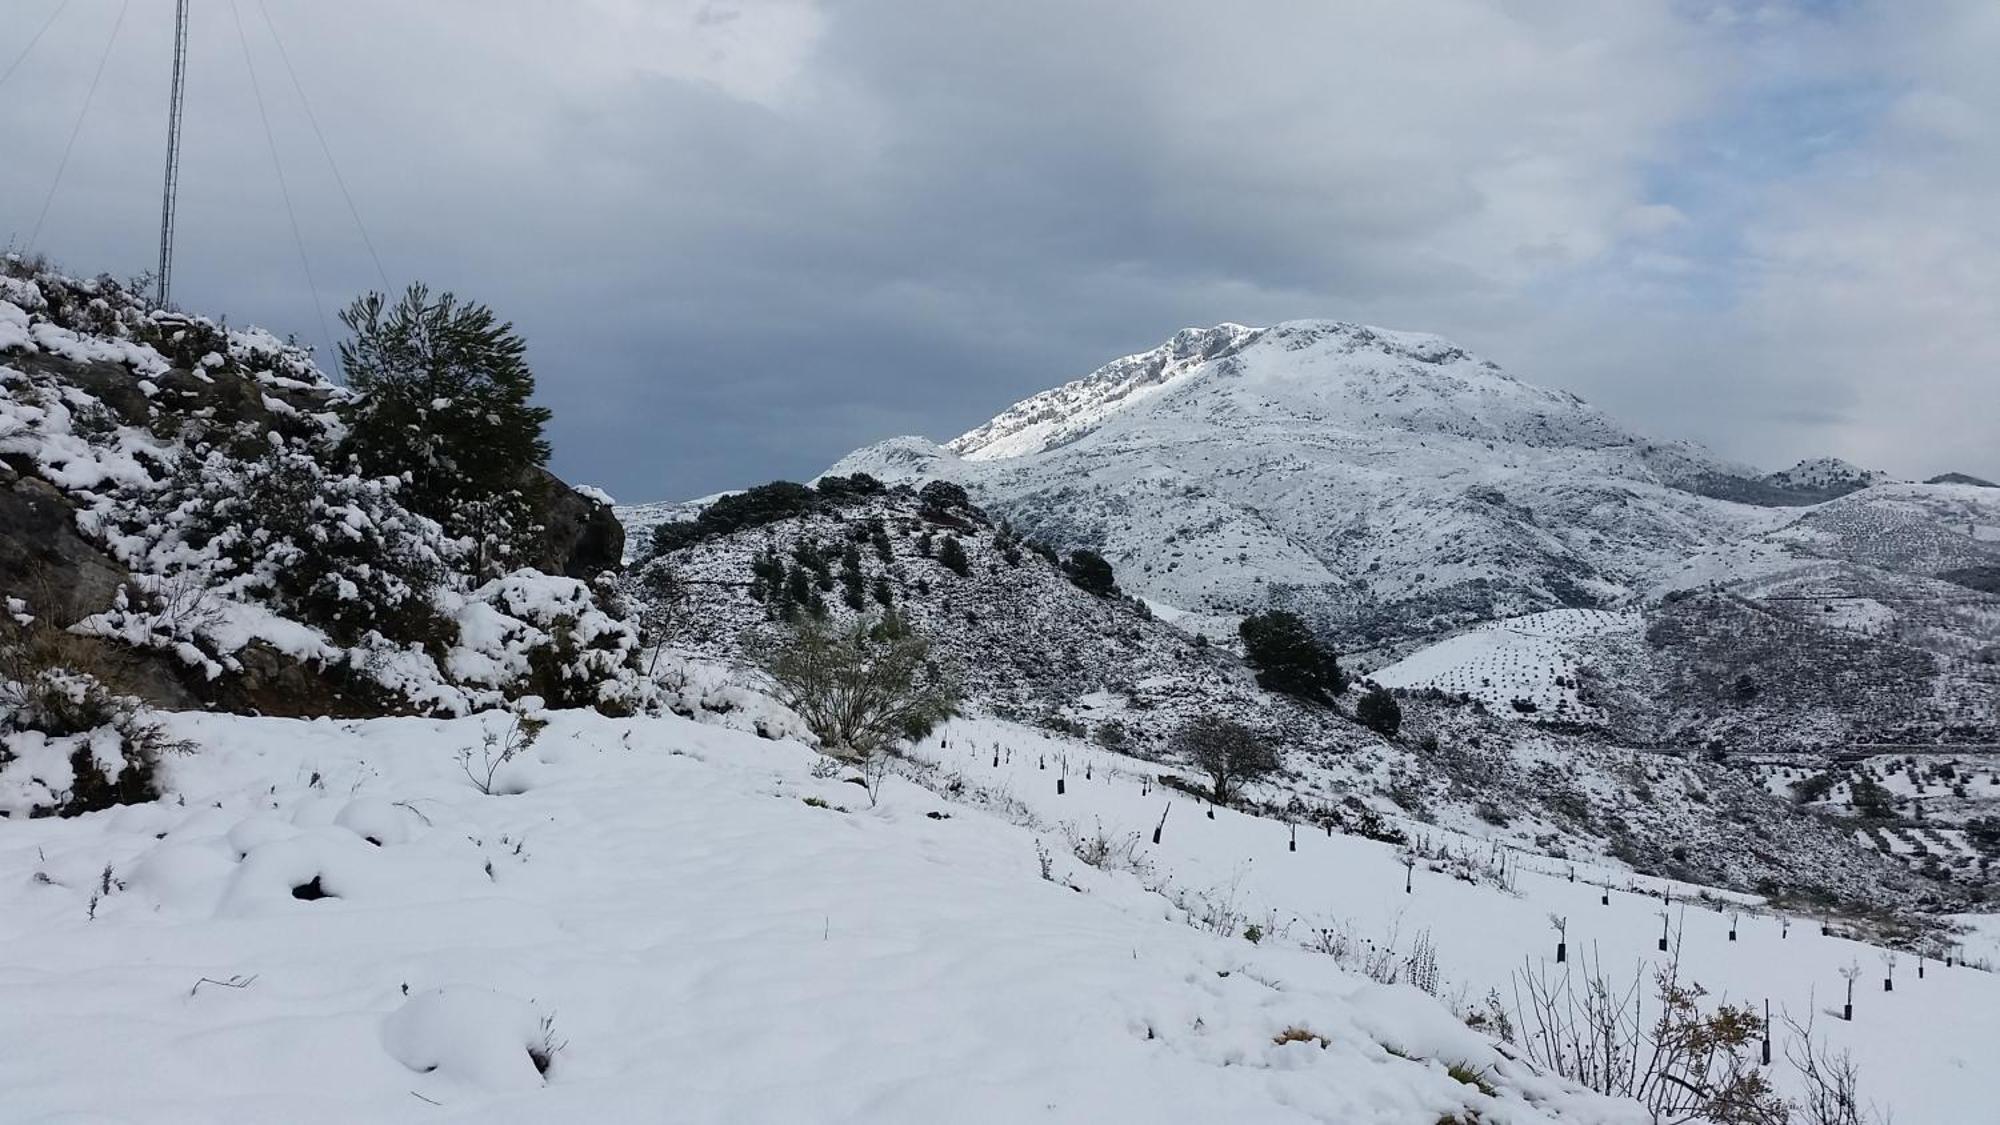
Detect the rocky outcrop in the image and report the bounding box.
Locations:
[0,468,128,621]
[528,467,625,579]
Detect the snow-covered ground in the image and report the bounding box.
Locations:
[911,717,2000,1123]
[1368,609,1641,717]
[5,704,1995,1121]
[3,708,1643,1124]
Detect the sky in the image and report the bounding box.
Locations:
[2,0,1995,500]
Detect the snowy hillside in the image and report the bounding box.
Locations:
[1633,483,2000,750]
[5,702,1992,1122]
[0,258,643,732]
[1369,609,1642,720]
[813,321,1999,753]
[1765,457,1891,497]
[635,479,1358,757]
[3,706,1652,1124]
[829,320,1778,656]
[915,715,2000,1123]
[628,480,1954,909]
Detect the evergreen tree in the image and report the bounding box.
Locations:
[918,480,971,514]
[338,285,552,576]
[867,516,894,563]
[839,541,866,611]
[749,546,786,604]
[938,535,970,577]
[1239,609,1345,702]
[1355,686,1402,738]
[1063,549,1117,596]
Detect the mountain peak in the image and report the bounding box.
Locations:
[946,323,1257,461]
[945,318,1625,465]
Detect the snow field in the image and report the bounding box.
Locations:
[1368,609,1641,716]
[916,717,2000,1124]
[1,709,1640,1124]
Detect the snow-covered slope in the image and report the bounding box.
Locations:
[1,706,1654,1124]
[6,703,1988,1121]
[0,258,643,724]
[831,320,1775,655]
[638,482,1357,757]
[629,480,1957,907]
[915,715,2000,1124]
[1368,608,1641,720]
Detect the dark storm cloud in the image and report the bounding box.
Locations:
[3,1,1995,500]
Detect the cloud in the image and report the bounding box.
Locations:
[1676,0,2000,479]
[1,0,1992,496]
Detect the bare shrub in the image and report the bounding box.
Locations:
[1510,939,1787,1124]
[458,712,546,795]
[1067,820,1153,878]
[1782,1012,1887,1125]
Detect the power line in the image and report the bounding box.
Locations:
[227,0,335,365]
[26,0,129,252]
[0,0,71,92]
[256,0,390,293]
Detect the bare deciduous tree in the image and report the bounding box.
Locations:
[1171,716,1280,803]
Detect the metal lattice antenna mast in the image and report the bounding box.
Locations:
[156,0,190,309]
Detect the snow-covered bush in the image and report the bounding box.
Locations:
[5,256,654,720]
[110,445,454,648]
[449,571,654,715]
[0,619,185,818]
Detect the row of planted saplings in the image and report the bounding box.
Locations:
[960,734,1979,1025]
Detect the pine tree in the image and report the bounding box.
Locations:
[1062,549,1116,596]
[338,285,552,576]
[1239,609,1346,702]
[868,517,894,563]
[1355,686,1403,738]
[938,534,970,577]
[839,541,866,611]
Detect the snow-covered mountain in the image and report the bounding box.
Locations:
[626,478,1966,908]
[810,321,2000,761]
[831,320,1779,657]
